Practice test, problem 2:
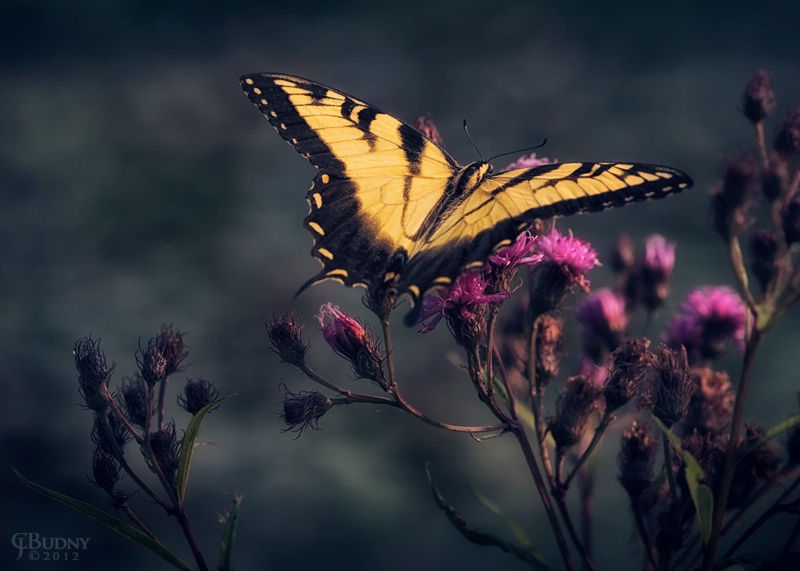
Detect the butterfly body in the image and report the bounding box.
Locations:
[240,73,692,322]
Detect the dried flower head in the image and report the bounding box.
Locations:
[618,421,659,500]
[683,368,734,436]
[280,387,332,433]
[742,70,775,124]
[178,378,219,415]
[317,303,386,387]
[534,314,565,390]
[548,375,601,452]
[74,337,114,412]
[267,313,309,368]
[603,338,651,413]
[645,345,693,428]
[576,288,628,363]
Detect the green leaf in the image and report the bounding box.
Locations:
[13,469,191,571]
[471,487,537,554]
[743,414,800,456]
[218,493,243,571]
[652,417,714,544]
[176,393,237,506]
[425,464,553,571]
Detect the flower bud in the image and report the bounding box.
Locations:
[639,234,676,312]
[774,108,800,158]
[146,421,180,483]
[318,304,386,387]
[783,197,800,246]
[749,229,779,293]
[178,378,219,415]
[280,387,332,433]
[609,233,636,274]
[90,447,122,493]
[136,326,187,386]
[74,337,114,412]
[267,313,309,368]
[576,288,628,363]
[741,70,775,124]
[91,411,131,454]
[120,376,150,427]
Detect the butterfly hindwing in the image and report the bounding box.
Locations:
[241,73,693,322]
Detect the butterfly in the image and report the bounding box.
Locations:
[240,73,692,324]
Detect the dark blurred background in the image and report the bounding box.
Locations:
[3,1,800,569]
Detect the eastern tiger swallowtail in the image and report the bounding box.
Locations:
[240,73,692,324]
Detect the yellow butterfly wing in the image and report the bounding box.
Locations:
[240,73,460,292]
[240,73,693,323]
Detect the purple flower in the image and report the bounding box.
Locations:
[503,152,553,172]
[535,229,599,287]
[643,234,676,278]
[527,229,599,317]
[417,270,509,334]
[664,286,747,364]
[487,231,541,270]
[576,288,628,362]
[640,234,676,311]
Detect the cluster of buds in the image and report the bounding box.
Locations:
[73,326,220,503]
[710,70,800,333]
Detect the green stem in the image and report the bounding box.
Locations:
[562,413,613,491]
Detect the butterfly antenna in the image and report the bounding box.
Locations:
[486,138,548,164]
[462,120,485,162]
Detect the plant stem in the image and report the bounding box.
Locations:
[562,413,613,491]
[702,328,764,570]
[511,423,576,571]
[175,506,209,571]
